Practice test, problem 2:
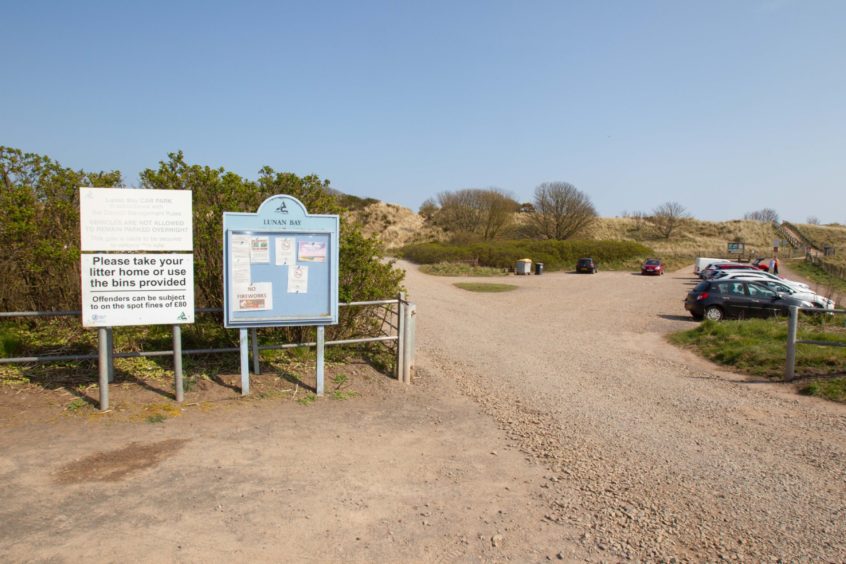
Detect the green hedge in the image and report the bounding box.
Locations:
[400,240,653,271]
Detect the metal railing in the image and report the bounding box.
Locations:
[785,305,846,381]
[0,296,416,409]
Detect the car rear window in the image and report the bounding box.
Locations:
[693,281,710,292]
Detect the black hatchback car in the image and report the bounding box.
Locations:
[684,280,813,321]
[576,257,597,274]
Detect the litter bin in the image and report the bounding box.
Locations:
[515,258,532,275]
[534,262,544,275]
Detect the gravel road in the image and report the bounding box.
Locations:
[404,261,846,561]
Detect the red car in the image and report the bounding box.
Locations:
[641,258,664,275]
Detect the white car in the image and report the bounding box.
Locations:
[713,272,833,309]
[710,269,810,289]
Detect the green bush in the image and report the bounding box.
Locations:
[401,239,653,271]
[0,148,404,349]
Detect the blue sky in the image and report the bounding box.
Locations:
[3,0,844,223]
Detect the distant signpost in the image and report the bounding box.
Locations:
[727,242,745,254]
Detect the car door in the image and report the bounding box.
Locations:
[715,281,750,318]
[745,282,781,317]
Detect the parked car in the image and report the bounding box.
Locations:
[576,257,597,274]
[709,270,810,291]
[684,279,814,321]
[742,278,835,309]
[699,263,760,279]
[710,273,831,308]
[694,257,731,275]
[641,258,664,275]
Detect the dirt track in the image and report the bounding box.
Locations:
[1,262,845,562]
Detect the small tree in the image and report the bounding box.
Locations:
[650,201,689,239]
[528,182,597,240]
[743,208,779,223]
[434,188,518,240]
[418,198,438,221]
[807,216,821,225]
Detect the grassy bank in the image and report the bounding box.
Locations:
[669,319,846,402]
[790,260,846,301]
[419,263,508,277]
[401,240,653,271]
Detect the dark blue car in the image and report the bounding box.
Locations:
[685,280,813,321]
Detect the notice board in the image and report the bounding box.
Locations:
[223,195,339,328]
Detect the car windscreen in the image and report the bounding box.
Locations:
[693,281,711,292]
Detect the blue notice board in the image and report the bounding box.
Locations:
[223,195,339,328]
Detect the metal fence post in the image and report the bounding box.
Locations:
[239,328,250,395]
[173,324,184,402]
[316,325,325,396]
[250,328,260,375]
[98,327,109,411]
[403,303,416,384]
[785,306,798,381]
[106,327,114,383]
[396,293,405,381]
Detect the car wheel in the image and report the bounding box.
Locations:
[704,306,724,321]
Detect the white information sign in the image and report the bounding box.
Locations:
[80,188,193,251]
[230,234,252,286]
[234,282,273,311]
[81,254,195,327]
[275,237,296,265]
[287,265,309,293]
[250,236,270,263]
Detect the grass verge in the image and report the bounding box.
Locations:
[790,260,846,299]
[453,282,517,293]
[419,262,508,277]
[668,318,846,388]
[799,378,846,402]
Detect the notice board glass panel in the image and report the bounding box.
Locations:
[224,230,336,327]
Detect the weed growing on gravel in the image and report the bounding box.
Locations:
[66,398,88,412]
[669,319,846,382]
[329,374,358,400]
[146,414,167,424]
[297,393,317,406]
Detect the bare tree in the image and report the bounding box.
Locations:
[806,216,821,225]
[527,182,597,240]
[434,188,518,240]
[743,208,779,223]
[650,201,689,239]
